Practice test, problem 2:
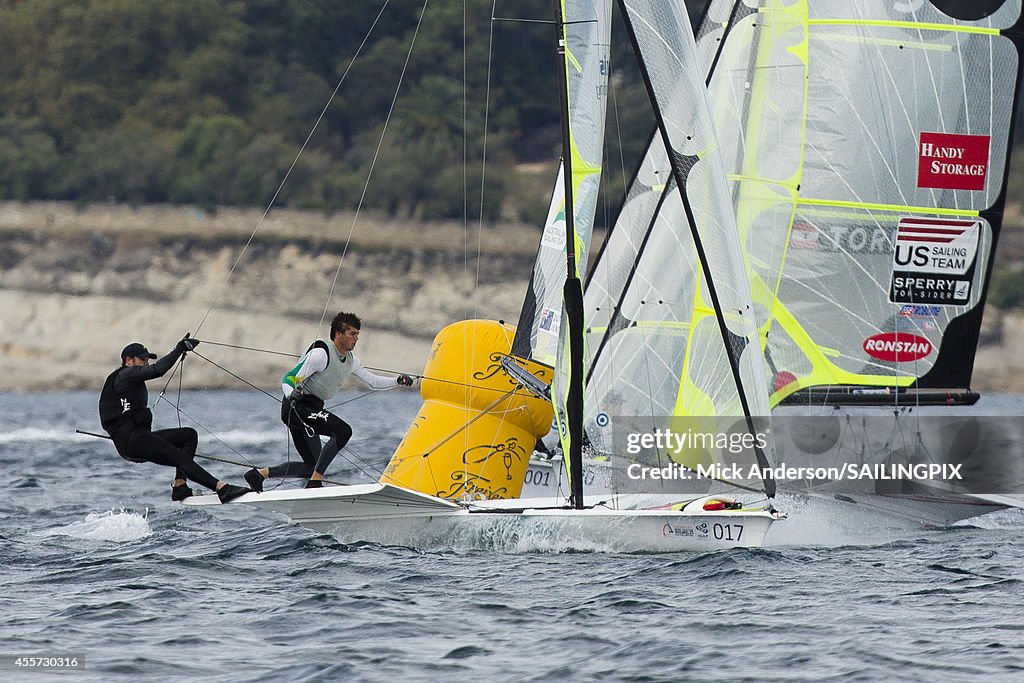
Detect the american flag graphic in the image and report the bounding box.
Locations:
[896,217,980,244]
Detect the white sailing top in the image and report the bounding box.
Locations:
[282,339,395,400]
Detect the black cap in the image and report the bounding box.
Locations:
[121,343,157,362]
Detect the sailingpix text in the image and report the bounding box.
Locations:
[625,462,964,483]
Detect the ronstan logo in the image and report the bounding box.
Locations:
[863,332,933,362]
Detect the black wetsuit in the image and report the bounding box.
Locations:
[98,346,220,491]
[271,396,352,479]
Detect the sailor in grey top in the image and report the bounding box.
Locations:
[245,312,414,491]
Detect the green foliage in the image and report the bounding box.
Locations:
[60,120,174,203]
[0,117,61,199]
[0,0,665,221]
[988,264,1024,310]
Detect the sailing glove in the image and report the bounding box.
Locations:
[177,334,200,353]
[396,374,414,387]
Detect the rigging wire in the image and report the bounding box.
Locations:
[75,426,379,485]
[75,428,255,470]
[151,394,259,469]
[151,352,188,420]
[335,444,386,480]
[450,0,500,499]
[175,353,185,430]
[476,2,498,324]
[193,0,394,339]
[416,385,523,502]
[142,4,555,501]
[318,0,432,331]
[189,350,282,403]
[177,339,542,399]
[168,350,390,479]
[193,339,300,358]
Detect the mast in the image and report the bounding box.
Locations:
[552,0,585,510]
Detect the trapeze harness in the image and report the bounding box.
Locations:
[272,338,393,478]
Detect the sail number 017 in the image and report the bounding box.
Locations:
[712,523,743,541]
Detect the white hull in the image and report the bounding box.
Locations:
[184,484,779,552]
[521,456,1018,527]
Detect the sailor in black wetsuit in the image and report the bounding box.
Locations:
[98,336,249,503]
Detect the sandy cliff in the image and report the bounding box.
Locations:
[1,201,1022,393]
[0,202,536,390]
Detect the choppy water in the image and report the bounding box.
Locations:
[2,390,1023,681]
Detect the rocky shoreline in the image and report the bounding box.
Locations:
[0,201,536,391]
[1,200,1022,393]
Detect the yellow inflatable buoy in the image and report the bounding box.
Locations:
[380,320,554,501]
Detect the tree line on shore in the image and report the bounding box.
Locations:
[2,1,1023,239]
[0,0,662,224]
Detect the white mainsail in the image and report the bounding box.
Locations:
[583,0,745,380]
[580,0,777,496]
[706,0,1023,403]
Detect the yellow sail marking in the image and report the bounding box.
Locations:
[807,18,1000,37]
[732,9,988,406]
[795,197,981,217]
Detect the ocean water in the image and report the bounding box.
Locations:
[2,390,1023,681]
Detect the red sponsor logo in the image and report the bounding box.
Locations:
[917,132,989,191]
[863,332,933,362]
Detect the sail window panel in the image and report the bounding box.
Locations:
[562,0,611,279]
[695,0,1022,394]
[801,25,1016,211]
[780,213,906,379]
[623,0,773,426]
[564,0,612,171]
[696,23,729,78]
[584,329,688,455]
[583,148,670,342]
[583,197,703,432]
[807,0,1021,29]
[571,174,603,276]
[708,5,808,355]
[521,167,603,366]
[621,0,761,333]
[738,185,799,325]
[621,0,716,160]
[615,198,702,327]
[596,201,748,421]
[583,193,656,364]
[711,10,808,193]
[588,331,768,489]
[685,157,763,347]
[680,317,745,417]
[765,317,816,383]
[705,0,746,26]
